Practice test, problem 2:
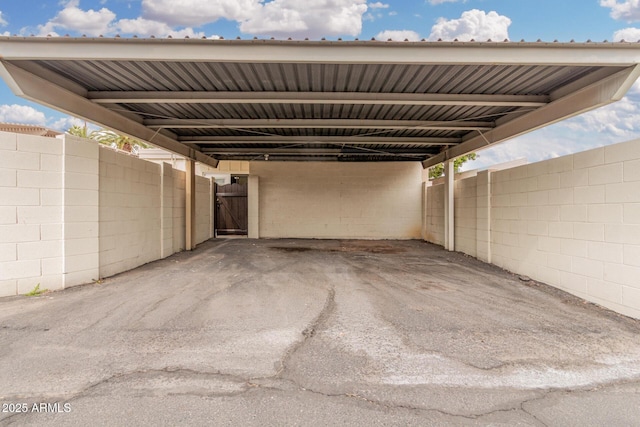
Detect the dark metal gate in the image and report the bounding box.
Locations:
[215,182,248,235]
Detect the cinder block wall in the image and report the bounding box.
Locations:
[424,139,640,319]
[0,133,214,297]
[424,184,445,245]
[0,132,65,296]
[99,148,162,278]
[454,176,478,257]
[172,169,186,253]
[251,162,423,239]
[195,175,213,245]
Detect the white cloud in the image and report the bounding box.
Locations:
[601,0,640,21]
[562,94,640,139]
[0,11,7,27]
[140,0,369,38]
[141,0,260,27]
[428,0,466,4]
[115,17,204,38]
[369,2,389,8]
[38,0,116,37]
[375,30,421,41]
[464,80,640,170]
[613,26,640,40]
[50,116,90,132]
[0,105,47,125]
[428,9,511,41]
[239,0,369,38]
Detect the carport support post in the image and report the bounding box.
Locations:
[248,175,259,239]
[185,159,196,250]
[444,160,455,251]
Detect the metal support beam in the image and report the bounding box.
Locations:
[185,159,196,251]
[422,65,640,169]
[181,136,460,145]
[89,91,549,107]
[444,160,455,252]
[146,118,494,131]
[0,61,220,169]
[202,148,433,156]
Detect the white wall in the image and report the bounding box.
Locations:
[251,162,423,239]
[454,175,478,257]
[63,136,100,288]
[424,183,445,246]
[0,133,215,297]
[195,175,213,245]
[424,139,640,319]
[0,132,65,296]
[99,149,162,278]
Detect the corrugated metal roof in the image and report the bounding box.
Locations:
[35,60,602,95]
[1,37,640,165]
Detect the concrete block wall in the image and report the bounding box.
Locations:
[424,183,445,246]
[63,135,100,288]
[1,132,215,297]
[160,163,174,258]
[0,131,65,296]
[424,139,640,319]
[250,162,423,239]
[172,169,186,253]
[475,170,491,263]
[195,175,213,245]
[99,148,162,278]
[454,176,478,257]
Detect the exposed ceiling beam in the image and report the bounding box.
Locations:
[202,148,433,155]
[212,156,424,162]
[422,65,640,168]
[179,136,460,145]
[0,61,219,168]
[89,91,549,107]
[145,118,494,131]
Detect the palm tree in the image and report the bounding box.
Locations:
[66,125,149,153]
[67,123,92,138]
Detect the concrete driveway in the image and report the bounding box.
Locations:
[1,239,640,426]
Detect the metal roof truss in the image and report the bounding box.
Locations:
[1,37,639,167]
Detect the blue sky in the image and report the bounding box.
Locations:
[1,0,640,169]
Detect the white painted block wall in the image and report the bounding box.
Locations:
[0,133,215,296]
[172,170,186,253]
[63,135,100,288]
[0,132,64,296]
[195,175,212,245]
[424,139,640,319]
[251,162,423,240]
[99,148,162,278]
[454,176,478,257]
[424,184,445,246]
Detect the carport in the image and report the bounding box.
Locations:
[1,37,640,248]
[1,37,640,318]
[3,37,640,424]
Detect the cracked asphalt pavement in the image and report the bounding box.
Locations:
[2,239,640,426]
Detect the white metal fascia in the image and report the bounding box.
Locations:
[145,118,494,131]
[88,91,549,107]
[179,136,460,145]
[2,38,640,65]
[0,61,219,168]
[422,64,640,169]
